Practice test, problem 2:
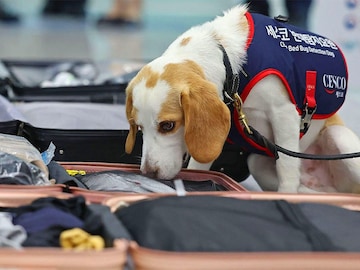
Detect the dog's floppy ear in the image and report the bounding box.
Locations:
[125,86,138,154]
[181,80,231,163]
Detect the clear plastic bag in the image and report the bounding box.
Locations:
[0,133,49,180]
[0,151,51,186]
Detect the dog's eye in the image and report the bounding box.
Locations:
[159,121,175,133]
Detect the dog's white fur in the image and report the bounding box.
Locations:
[125,5,360,193]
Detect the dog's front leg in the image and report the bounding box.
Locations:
[271,111,302,193]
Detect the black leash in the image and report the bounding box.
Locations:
[276,145,360,160]
[246,125,360,160]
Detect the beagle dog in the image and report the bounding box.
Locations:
[125,5,360,193]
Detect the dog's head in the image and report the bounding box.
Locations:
[125,58,231,179]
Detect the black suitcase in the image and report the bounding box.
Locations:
[0,59,144,103]
[7,122,249,182]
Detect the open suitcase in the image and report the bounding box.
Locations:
[0,59,144,103]
[0,161,247,202]
[59,162,247,203]
[102,191,360,270]
[0,191,128,270]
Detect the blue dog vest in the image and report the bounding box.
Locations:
[227,12,348,156]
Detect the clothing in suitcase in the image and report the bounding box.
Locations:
[0,192,129,270]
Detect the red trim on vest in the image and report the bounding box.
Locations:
[245,12,254,50]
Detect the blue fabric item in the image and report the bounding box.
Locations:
[13,206,84,233]
[227,12,348,156]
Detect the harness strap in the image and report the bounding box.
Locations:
[219,44,240,104]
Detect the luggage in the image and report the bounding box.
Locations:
[103,192,360,270]
[0,94,143,165]
[23,122,249,181]
[0,59,144,103]
[0,192,129,270]
[59,162,247,203]
[0,162,247,206]
[0,161,247,203]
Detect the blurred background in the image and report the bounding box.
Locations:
[0,0,359,132]
[0,0,243,61]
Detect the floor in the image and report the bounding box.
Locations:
[0,0,359,190]
[0,0,239,61]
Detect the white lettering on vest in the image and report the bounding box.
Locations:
[323,74,347,90]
